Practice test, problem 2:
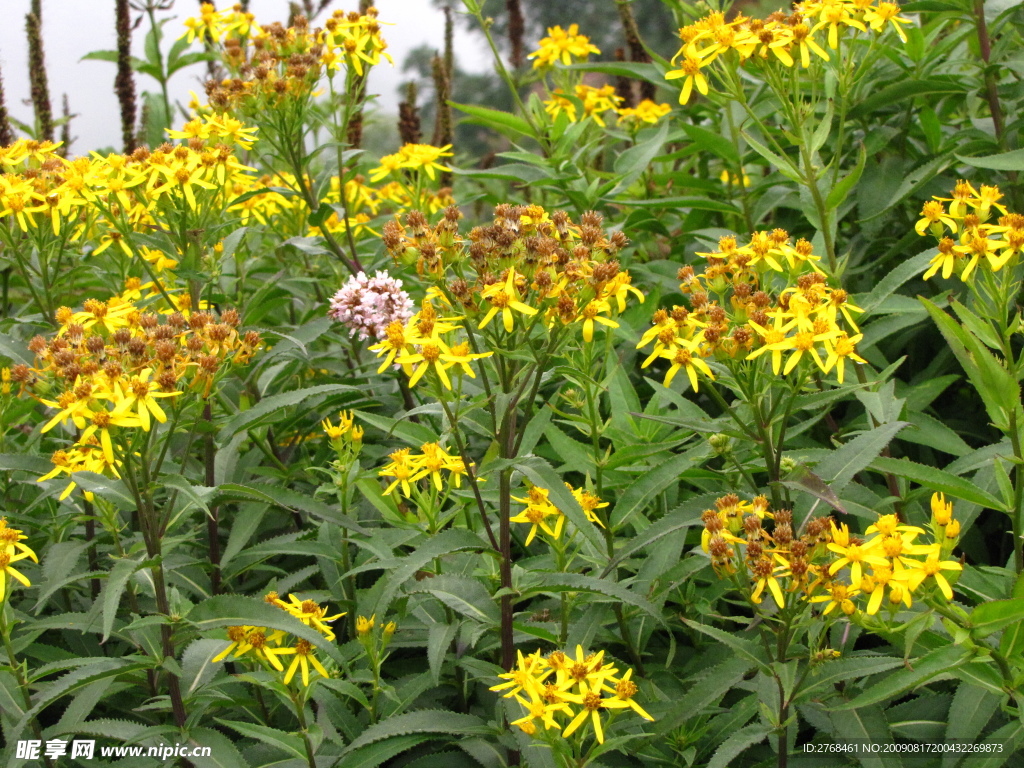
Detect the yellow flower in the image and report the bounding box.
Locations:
[528,24,601,69]
[379,448,419,497]
[931,492,953,525]
[107,368,180,431]
[212,626,292,671]
[511,487,564,545]
[370,144,452,183]
[478,270,538,332]
[863,2,913,43]
[822,333,866,384]
[356,614,376,636]
[274,594,344,640]
[828,535,889,586]
[903,555,962,600]
[279,639,330,686]
[396,341,455,389]
[579,299,618,342]
[658,342,715,391]
[617,99,672,126]
[665,48,710,105]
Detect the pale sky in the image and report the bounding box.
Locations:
[0,0,488,154]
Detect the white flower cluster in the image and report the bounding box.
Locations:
[327,270,414,341]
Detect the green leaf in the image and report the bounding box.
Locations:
[707,723,769,768]
[189,595,345,665]
[602,506,703,575]
[825,142,867,211]
[610,120,669,194]
[849,78,965,120]
[970,598,1024,637]
[870,456,1007,511]
[609,196,740,214]
[365,528,489,617]
[451,102,534,140]
[679,123,739,164]
[656,656,755,734]
[799,656,906,698]
[682,619,770,673]
[427,622,458,686]
[340,710,494,754]
[216,719,306,760]
[337,735,432,768]
[215,483,368,534]
[565,60,665,87]
[611,449,703,529]
[831,644,972,709]
[778,465,846,514]
[185,727,249,768]
[219,383,358,439]
[944,682,1002,766]
[520,572,660,619]
[101,556,145,642]
[406,574,499,624]
[955,149,1024,172]
[814,422,908,496]
[741,131,801,181]
[181,639,226,697]
[921,296,1022,434]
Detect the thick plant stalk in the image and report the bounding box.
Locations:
[398,82,422,144]
[616,0,655,102]
[26,2,54,142]
[115,0,138,153]
[506,0,525,69]
[0,64,14,146]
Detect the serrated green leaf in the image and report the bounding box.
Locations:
[340,710,494,754]
[338,734,432,768]
[814,422,908,496]
[831,645,971,710]
[707,722,769,768]
[101,556,145,642]
[186,727,249,768]
[219,383,357,439]
[407,574,499,624]
[870,456,1007,511]
[520,572,660,619]
[682,619,770,673]
[216,719,306,759]
[364,528,489,617]
[611,448,704,529]
[970,598,1024,637]
[215,482,368,533]
[955,149,1024,172]
[602,506,703,576]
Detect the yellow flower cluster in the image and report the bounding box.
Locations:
[377,441,469,497]
[702,492,963,616]
[916,182,1023,281]
[0,126,253,250]
[0,518,38,602]
[667,1,911,104]
[213,592,343,687]
[528,24,601,69]
[24,300,260,500]
[322,7,393,77]
[181,2,261,44]
[369,143,453,183]
[543,86,672,129]
[194,6,391,112]
[322,409,364,446]
[510,484,607,545]
[380,205,643,372]
[637,229,864,390]
[491,647,653,744]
